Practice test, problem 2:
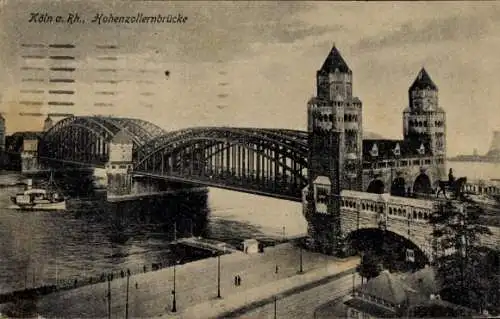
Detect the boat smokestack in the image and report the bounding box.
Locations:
[487,131,500,158]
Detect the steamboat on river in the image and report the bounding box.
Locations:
[9,173,66,211]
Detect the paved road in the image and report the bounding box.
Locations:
[233,272,361,319]
[36,243,355,318]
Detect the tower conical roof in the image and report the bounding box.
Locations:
[319,45,351,74]
[410,68,438,91]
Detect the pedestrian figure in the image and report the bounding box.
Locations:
[135,282,138,289]
[121,270,125,278]
[143,265,147,273]
[234,275,238,286]
[237,275,241,286]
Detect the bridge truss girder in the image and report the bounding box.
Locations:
[38,116,166,166]
[134,128,309,199]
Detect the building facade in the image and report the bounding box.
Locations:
[304,46,447,254]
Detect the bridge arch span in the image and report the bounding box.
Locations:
[344,227,430,268]
[134,127,309,200]
[38,116,166,166]
[413,173,433,195]
[367,179,385,194]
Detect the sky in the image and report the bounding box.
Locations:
[1,1,499,156]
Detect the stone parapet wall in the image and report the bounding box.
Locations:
[336,193,499,261]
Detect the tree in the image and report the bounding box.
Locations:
[429,197,494,312]
[357,249,383,282]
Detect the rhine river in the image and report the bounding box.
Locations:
[0,161,498,294]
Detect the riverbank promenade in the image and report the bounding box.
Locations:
[36,242,359,318]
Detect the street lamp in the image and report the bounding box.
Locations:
[171,261,180,312]
[274,295,277,319]
[352,269,356,296]
[217,253,221,298]
[125,269,130,319]
[107,273,112,319]
[299,246,303,274]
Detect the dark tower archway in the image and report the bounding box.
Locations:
[345,228,429,271]
[367,179,385,194]
[391,177,406,197]
[413,173,432,195]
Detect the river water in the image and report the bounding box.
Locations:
[0,161,497,294]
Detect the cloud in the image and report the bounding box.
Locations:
[353,6,497,52]
[0,1,332,69]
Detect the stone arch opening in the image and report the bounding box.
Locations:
[390,177,406,197]
[413,173,432,195]
[367,179,385,194]
[345,228,429,271]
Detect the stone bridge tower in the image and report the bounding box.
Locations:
[304,45,363,254]
[106,130,134,198]
[403,68,446,179]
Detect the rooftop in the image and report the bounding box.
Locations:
[410,68,438,91]
[318,45,352,74]
[359,269,413,305]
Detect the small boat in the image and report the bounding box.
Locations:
[9,172,66,211]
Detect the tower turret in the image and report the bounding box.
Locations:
[317,46,353,100]
[404,68,446,157]
[305,45,363,254]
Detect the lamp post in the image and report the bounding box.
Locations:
[273,295,277,318]
[171,261,179,313]
[217,253,221,298]
[125,269,130,319]
[173,221,177,241]
[189,218,193,237]
[107,274,112,319]
[299,246,303,274]
[352,269,356,296]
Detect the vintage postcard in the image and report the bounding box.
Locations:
[0,1,499,318]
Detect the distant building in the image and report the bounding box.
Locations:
[486,131,500,158]
[344,268,477,318]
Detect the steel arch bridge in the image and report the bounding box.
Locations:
[133,127,309,201]
[38,116,167,166]
[38,116,309,200]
